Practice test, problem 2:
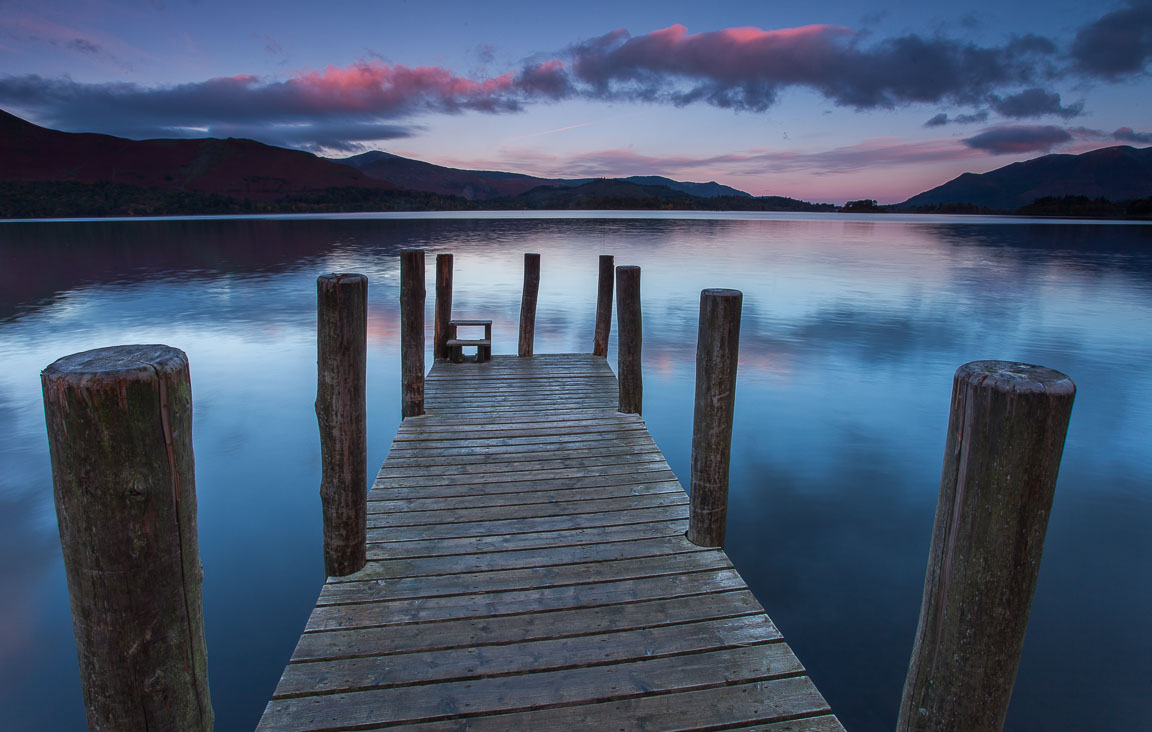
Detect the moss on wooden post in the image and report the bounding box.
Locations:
[898,360,1076,732]
[41,345,213,732]
[316,273,368,577]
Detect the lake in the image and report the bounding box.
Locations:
[1,212,1150,731]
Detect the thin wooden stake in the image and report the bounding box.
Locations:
[593,254,614,357]
[400,249,425,418]
[518,252,541,357]
[897,360,1076,732]
[687,288,742,548]
[41,345,213,732]
[434,254,453,361]
[316,273,367,577]
[616,265,642,414]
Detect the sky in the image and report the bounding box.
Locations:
[1,0,1150,203]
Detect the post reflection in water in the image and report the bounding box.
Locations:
[0,213,1149,731]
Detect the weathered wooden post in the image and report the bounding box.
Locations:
[400,249,425,417]
[593,254,614,357]
[434,253,453,360]
[897,361,1076,732]
[41,345,213,732]
[316,273,367,577]
[518,252,541,357]
[687,289,742,547]
[616,265,642,414]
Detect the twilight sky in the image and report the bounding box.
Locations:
[2,0,1150,203]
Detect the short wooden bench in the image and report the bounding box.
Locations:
[447,319,492,363]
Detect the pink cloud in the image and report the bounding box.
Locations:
[287,62,521,113]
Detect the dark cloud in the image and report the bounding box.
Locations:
[924,110,990,127]
[1113,126,1152,143]
[1071,1,1152,77]
[566,25,1057,112]
[2,6,1150,153]
[963,124,1073,154]
[990,88,1083,119]
[207,121,414,152]
[0,60,540,149]
[954,110,990,124]
[65,37,102,55]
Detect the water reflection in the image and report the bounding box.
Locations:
[0,214,1149,731]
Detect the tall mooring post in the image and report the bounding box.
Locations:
[592,254,614,357]
[400,249,426,418]
[316,273,368,577]
[41,345,213,732]
[687,289,743,548]
[434,253,453,361]
[616,265,642,414]
[518,252,541,357]
[897,360,1075,732]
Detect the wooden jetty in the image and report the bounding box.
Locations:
[256,353,842,730]
[40,250,1076,731]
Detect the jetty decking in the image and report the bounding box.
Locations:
[257,354,841,730]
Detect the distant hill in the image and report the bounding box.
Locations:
[490,179,831,212]
[0,109,394,201]
[900,145,1152,210]
[333,151,752,201]
[0,107,826,217]
[337,150,570,200]
[617,176,750,198]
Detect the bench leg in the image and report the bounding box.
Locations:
[449,345,464,364]
[477,345,490,363]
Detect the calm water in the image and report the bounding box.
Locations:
[1,213,1150,731]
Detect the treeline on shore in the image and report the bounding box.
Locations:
[0,180,833,218]
[904,195,1152,219]
[3,181,1150,220]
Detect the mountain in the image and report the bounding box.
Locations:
[0,109,394,201]
[900,145,1152,210]
[337,150,576,200]
[0,108,822,217]
[490,179,831,212]
[618,176,750,198]
[334,151,753,201]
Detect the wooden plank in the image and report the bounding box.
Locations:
[368,482,683,514]
[390,425,648,442]
[395,416,639,433]
[372,461,673,489]
[346,536,705,581]
[293,590,766,661]
[318,551,730,604]
[383,435,657,459]
[402,409,624,426]
[408,678,837,731]
[367,518,687,557]
[366,505,688,539]
[274,616,781,697]
[305,568,752,631]
[370,475,681,501]
[367,493,688,528]
[374,451,665,477]
[256,645,806,730]
[382,432,651,451]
